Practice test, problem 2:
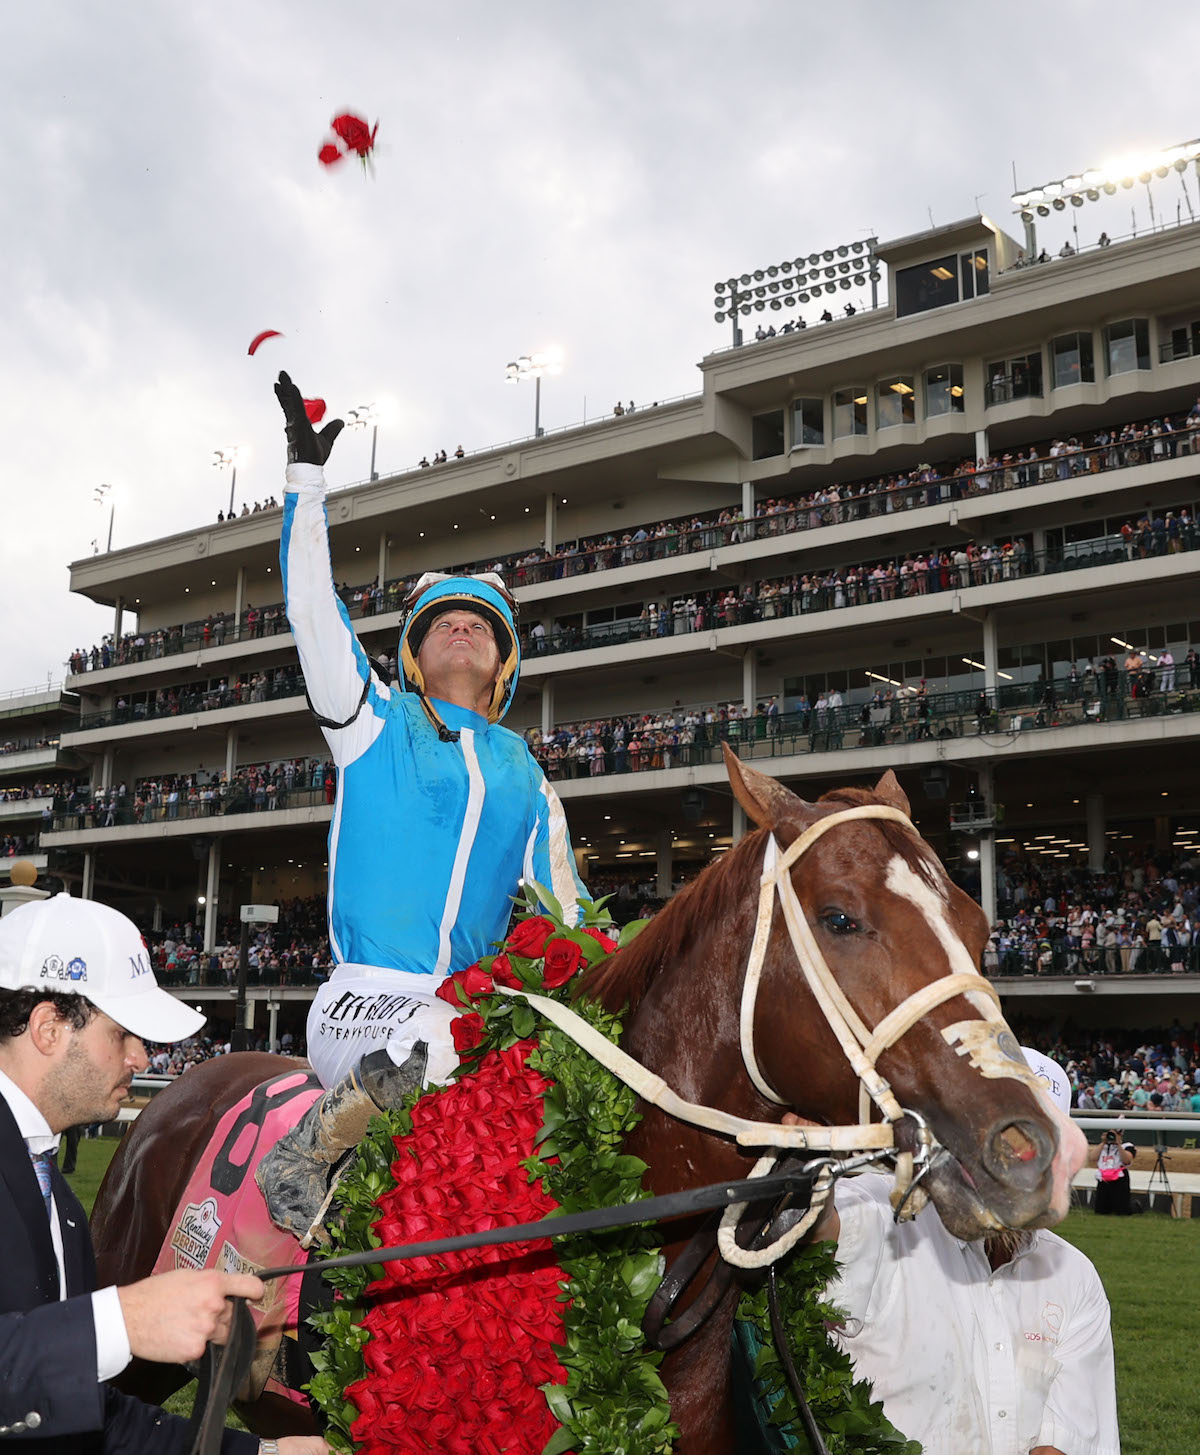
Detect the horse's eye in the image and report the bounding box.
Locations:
[821,910,859,935]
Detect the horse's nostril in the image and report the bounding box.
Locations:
[998,1124,1038,1164]
[984,1118,1052,1187]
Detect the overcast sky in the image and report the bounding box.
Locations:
[6,1,1200,689]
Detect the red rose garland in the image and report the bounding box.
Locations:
[346,1039,569,1455]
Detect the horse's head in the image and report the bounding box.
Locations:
[725,748,1085,1239]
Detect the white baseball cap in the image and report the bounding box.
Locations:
[1020,1046,1072,1115]
[0,894,206,1043]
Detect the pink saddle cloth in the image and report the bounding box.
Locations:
[153,1069,324,1404]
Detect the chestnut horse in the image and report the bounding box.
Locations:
[91,756,1083,1451]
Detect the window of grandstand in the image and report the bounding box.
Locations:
[1162,317,1200,362]
[1103,318,1150,376]
[960,248,989,299]
[985,350,1044,405]
[751,409,786,459]
[833,386,869,438]
[1052,331,1096,388]
[923,364,965,417]
[790,397,825,447]
[894,249,988,318]
[876,376,916,429]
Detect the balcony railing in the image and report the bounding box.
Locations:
[63,525,1199,736]
[68,406,1200,679]
[986,941,1200,977]
[48,669,1200,833]
[50,781,331,832]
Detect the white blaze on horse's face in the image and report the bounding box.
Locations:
[883,854,1086,1216]
[882,856,995,1018]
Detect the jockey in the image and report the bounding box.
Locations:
[259,373,585,1236]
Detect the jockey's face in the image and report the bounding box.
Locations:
[417,609,502,711]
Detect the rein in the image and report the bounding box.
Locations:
[187,1160,865,1455]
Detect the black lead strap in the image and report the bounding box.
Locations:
[187,1165,825,1455]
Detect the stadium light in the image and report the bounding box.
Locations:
[505,349,563,438]
[346,402,380,480]
[713,237,881,346]
[1011,135,1200,253]
[213,446,248,517]
[93,482,116,554]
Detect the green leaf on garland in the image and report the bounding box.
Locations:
[524,875,565,922]
[617,917,651,948]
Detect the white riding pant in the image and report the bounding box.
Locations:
[306,964,460,1091]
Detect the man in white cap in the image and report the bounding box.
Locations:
[806,1046,1119,1455]
[0,892,325,1455]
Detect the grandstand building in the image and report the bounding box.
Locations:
[37,205,1200,1039]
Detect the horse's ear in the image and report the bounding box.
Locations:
[873,769,911,816]
[723,743,812,831]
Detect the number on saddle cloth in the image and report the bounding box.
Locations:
[211,1071,324,1195]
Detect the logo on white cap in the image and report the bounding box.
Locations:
[0,894,205,1044]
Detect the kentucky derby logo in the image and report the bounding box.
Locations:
[170,1197,222,1271]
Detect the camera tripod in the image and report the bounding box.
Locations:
[1147,1144,1173,1210]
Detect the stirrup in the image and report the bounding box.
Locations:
[257,1042,428,1241]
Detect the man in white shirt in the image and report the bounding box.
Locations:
[811,1048,1119,1454]
[0,892,324,1455]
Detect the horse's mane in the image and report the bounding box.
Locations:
[582,783,945,1016]
[582,824,769,1015]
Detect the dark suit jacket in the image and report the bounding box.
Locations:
[0,1097,257,1452]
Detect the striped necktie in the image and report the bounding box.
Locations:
[28,1149,54,1222]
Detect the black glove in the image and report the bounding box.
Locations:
[274,370,344,466]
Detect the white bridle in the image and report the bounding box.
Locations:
[740,805,1004,1127]
[497,802,1034,1261]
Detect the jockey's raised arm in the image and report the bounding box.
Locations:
[260,373,585,1239]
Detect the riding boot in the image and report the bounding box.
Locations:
[256,1042,428,1241]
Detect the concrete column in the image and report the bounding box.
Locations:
[81,851,95,901]
[233,566,246,640]
[224,726,238,782]
[1086,795,1105,871]
[732,800,747,844]
[656,829,673,899]
[378,532,388,596]
[974,428,988,462]
[741,481,755,538]
[267,1001,279,1053]
[203,841,220,954]
[113,596,124,642]
[152,901,163,933]
[100,746,115,791]
[544,493,557,555]
[981,611,998,696]
[743,650,757,713]
[976,765,996,928]
[541,679,554,736]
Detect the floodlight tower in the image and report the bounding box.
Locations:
[714,238,881,347]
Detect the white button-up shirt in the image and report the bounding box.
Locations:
[826,1173,1120,1455]
[0,1066,131,1381]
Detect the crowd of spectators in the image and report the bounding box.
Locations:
[214,496,280,523]
[984,847,1200,977]
[1013,1021,1200,1113]
[63,404,1200,679]
[0,779,86,802]
[146,896,334,990]
[0,735,56,755]
[56,756,336,830]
